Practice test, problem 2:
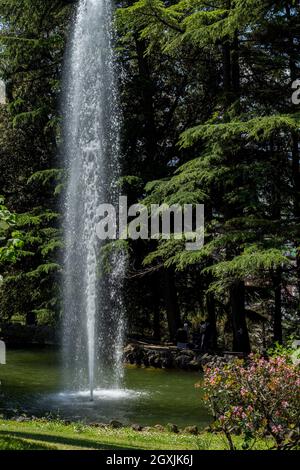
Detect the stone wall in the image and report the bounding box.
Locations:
[123,342,233,371]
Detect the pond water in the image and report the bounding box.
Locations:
[0,349,211,428]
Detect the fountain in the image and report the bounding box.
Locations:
[62,0,125,400]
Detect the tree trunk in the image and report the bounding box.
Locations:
[292,134,300,315]
[26,312,37,326]
[222,15,250,354]
[134,35,159,178]
[153,309,161,341]
[287,5,300,320]
[206,292,218,351]
[151,274,161,340]
[231,31,240,95]
[162,270,181,341]
[273,270,283,344]
[222,42,231,101]
[230,281,251,353]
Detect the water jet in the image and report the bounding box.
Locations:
[62,0,125,397]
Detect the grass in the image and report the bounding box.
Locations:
[0,419,274,450]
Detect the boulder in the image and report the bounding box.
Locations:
[131,423,143,432]
[161,352,173,369]
[90,422,106,428]
[188,359,202,371]
[175,354,190,370]
[15,416,31,422]
[127,353,135,364]
[166,423,179,433]
[154,424,165,432]
[148,354,157,367]
[161,357,173,368]
[142,426,153,432]
[143,356,150,367]
[124,343,135,354]
[109,420,123,429]
[178,349,194,358]
[184,426,198,435]
[153,356,162,368]
[199,354,215,367]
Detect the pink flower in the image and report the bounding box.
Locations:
[271,425,283,434]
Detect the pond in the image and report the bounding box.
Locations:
[0,348,211,428]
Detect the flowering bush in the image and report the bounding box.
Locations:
[203,355,300,450]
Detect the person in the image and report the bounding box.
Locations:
[192,328,202,350]
[183,322,189,341]
[200,320,211,352]
[175,327,188,349]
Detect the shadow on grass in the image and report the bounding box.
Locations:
[0,430,139,450]
[0,435,54,450]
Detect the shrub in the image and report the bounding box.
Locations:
[203,354,300,450]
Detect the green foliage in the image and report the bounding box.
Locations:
[27,169,64,195]
[180,115,300,148]
[0,0,73,323]
[205,248,290,283]
[119,0,300,347]
[0,0,299,346]
[268,339,300,366]
[0,197,25,264]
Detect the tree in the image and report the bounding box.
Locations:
[0,0,73,324]
[118,0,300,350]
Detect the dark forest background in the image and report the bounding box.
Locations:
[0,0,300,353]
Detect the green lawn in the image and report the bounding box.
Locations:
[0,419,274,450]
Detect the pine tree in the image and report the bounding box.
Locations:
[120,0,300,350]
[0,0,73,324]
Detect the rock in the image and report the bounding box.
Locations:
[143,356,150,367]
[15,416,30,422]
[188,359,202,371]
[126,353,135,364]
[153,356,162,368]
[148,354,157,367]
[175,355,190,370]
[161,359,173,369]
[161,352,173,369]
[90,422,106,428]
[162,357,173,368]
[142,426,153,432]
[184,426,198,435]
[199,354,215,367]
[124,344,145,365]
[135,349,145,366]
[109,420,123,429]
[166,423,179,433]
[178,349,194,358]
[154,424,165,432]
[131,423,143,431]
[123,342,225,371]
[124,344,134,354]
[205,355,235,368]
